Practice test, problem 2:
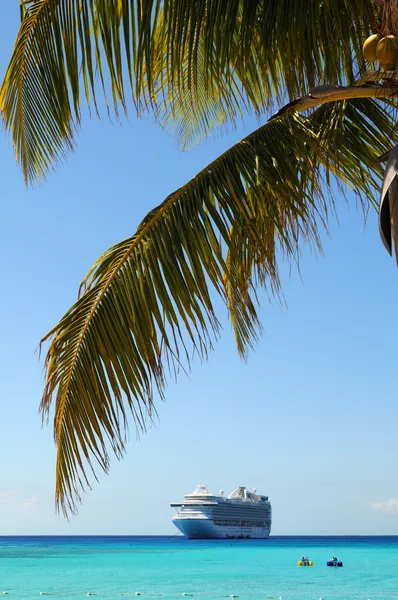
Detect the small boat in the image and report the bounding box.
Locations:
[326,557,343,567]
[297,557,313,566]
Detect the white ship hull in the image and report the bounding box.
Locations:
[172,516,270,539]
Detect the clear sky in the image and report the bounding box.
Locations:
[1,7,398,537]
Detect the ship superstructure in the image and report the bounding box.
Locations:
[170,484,271,539]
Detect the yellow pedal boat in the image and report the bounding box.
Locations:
[297,559,313,566]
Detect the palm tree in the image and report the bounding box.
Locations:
[1,0,397,515]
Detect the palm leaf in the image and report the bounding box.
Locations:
[144,1,382,147]
[1,0,380,182]
[379,144,398,261]
[40,98,395,515]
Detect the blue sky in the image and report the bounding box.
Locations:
[1,7,398,536]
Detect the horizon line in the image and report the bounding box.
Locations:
[1,534,398,538]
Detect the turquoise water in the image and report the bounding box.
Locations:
[1,536,398,600]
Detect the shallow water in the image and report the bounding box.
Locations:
[1,536,397,600]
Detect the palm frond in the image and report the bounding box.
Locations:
[138,0,381,147]
[40,97,395,515]
[1,0,134,183]
[1,0,380,182]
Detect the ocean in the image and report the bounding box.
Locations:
[0,536,397,600]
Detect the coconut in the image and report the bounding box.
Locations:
[363,34,379,62]
[376,35,398,70]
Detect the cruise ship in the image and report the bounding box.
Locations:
[170,484,271,539]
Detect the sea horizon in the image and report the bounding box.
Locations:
[2,534,398,538]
